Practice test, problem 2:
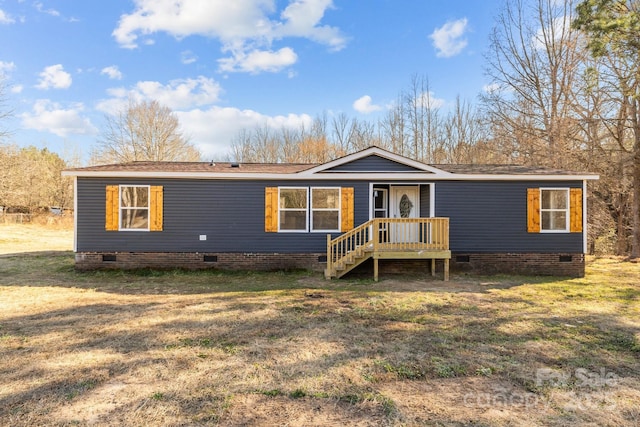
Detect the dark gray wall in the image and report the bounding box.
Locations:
[77,178,584,254]
[435,181,583,253]
[324,155,424,172]
[77,178,369,253]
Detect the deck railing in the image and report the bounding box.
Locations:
[326,217,450,273]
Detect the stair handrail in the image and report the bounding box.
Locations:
[327,218,451,277]
[326,219,375,275]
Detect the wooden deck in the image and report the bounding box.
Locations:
[325,218,451,281]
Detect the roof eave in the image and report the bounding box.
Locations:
[62,170,599,181]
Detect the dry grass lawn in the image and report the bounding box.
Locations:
[0,224,639,426]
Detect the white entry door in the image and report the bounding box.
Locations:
[390,186,420,242]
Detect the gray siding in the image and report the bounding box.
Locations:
[324,155,425,172]
[77,179,369,253]
[420,184,431,217]
[77,178,584,255]
[435,181,583,253]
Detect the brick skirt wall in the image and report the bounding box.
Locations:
[75,252,326,272]
[449,252,585,277]
[75,251,585,278]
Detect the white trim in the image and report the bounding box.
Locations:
[539,188,570,233]
[368,183,374,221]
[310,187,341,233]
[277,187,309,233]
[372,188,388,218]
[73,176,77,252]
[583,180,588,253]
[430,183,435,218]
[119,185,151,232]
[62,169,599,181]
[369,182,435,220]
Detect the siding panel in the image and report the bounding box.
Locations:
[77,178,584,255]
[324,155,425,172]
[77,179,370,253]
[435,181,583,253]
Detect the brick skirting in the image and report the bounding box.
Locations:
[449,252,585,277]
[75,252,326,272]
[75,251,585,278]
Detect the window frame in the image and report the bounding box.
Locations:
[310,187,341,233]
[373,188,388,218]
[540,188,569,233]
[119,185,151,231]
[278,187,309,232]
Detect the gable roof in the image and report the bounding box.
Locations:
[301,146,447,174]
[63,146,598,181]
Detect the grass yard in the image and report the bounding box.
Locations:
[0,225,639,426]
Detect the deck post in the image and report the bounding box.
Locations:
[373,256,379,281]
[444,258,449,281]
[326,234,332,279]
[431,259,436,277]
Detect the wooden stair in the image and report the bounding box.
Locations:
[325,218,451,281]
[328,246,373,279]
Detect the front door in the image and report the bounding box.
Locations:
[390,186,420,242]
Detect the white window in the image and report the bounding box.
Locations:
[373,188,388,218]
[311,188,340,232]
[120,185,150,230]
[279,187,308,231]
[541,189,569,232]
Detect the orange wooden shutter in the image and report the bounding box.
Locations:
[150,186,163,231]
[569,188,583,233]
[105,185,119,231]
[341,187,354,232]
[265,187,278,232]
[527,188,540,233]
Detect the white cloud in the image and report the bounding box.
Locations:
[10,84,23,94]
[177,106,313,158]
[218,47,297,73]
[20,99,97,137]
[352,95,382,114]
[112,0,346,74]
[35,64,72,90]
[275,0,345,50]
[101,65,123,80]
[0,9,15,24]
[96,76,222,113]
[482,83,500,94]
[34,2,60,17]
[180,50,198,64]
[0,61,16,74]
[429,18,468,58]
[533,15,572,50]
[421,92,445,109]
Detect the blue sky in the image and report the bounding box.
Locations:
[0,0,503,162]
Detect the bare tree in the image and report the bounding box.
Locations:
[93,99,201,164]
[441,97,493,164]
[331,112,356,154]
[482,0,585,168]
[379,95,408,156]
[0,75,13,143]
[0,145,72,211]
[574,0,640,258]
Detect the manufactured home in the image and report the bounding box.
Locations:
[63,146,598,279]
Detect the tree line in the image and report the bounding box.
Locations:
[0,144,73,213]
